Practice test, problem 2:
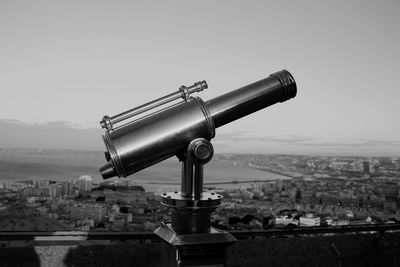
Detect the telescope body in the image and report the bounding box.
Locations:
[100,70,296,179]
[101,98,214,178]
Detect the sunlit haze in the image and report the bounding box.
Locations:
[1,1,399,156]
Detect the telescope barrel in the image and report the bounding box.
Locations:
[206,70,296,128]
[100,70,296,179]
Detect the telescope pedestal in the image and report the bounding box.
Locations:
[155,222,236,267]
[155,138,236,266]
[156,191,236,266]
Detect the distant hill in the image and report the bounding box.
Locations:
[0,148,103,161]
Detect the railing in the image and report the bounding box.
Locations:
[1,223,400,247]
[230,223,400,239]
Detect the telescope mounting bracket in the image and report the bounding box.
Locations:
[161,138,222,210]
[160,138,223,234]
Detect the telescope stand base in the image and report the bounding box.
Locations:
[155,222,236,267]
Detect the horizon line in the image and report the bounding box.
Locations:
[0,146,398,159]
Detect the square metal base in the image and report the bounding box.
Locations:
[155,222,236,267]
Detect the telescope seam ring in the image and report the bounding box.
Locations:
[192,97,216,139]
[160,192,222,209]
[270,70,297,102]
[179,86,190,102]
[101,115,113,131]
[103,133,126,178]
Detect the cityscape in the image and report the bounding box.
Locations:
[1,0,400,265]
[1,153,399,233]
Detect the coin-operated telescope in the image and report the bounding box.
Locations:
[99,70,296,267]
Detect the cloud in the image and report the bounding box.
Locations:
[0,119,93,129]
[0,121,399,156]
[38,121,74,128]
[305,139,400,148]
[0,119,103,150]
[213,131,400,156]
[215,131,315,145]
[256,135,315,144]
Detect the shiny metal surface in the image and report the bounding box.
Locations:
[100,97,214,178]
[193,164,203,199]
[181,158,194,198]
[161,189,221,236]
[160,192,222,209]
[206,70,296,128]
[187,138,214,164]
[100,69,296,179]
[154,222,236,266]
[180,138,213,198]
[171,210,212,234]
[100,81,207,130]
[98,69,296,267]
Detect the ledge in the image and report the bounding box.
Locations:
[1,223,400,247]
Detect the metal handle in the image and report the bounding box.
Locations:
[100,81,208,131]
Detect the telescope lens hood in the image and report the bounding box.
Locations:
[270,69,297,102]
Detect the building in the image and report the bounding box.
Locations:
[77,176,93,194]
[61,181,75,197]
[70,204,106,223]
[299,213,320,227]
[275,216,298,227]
[363,161,370,174]
[262,182,276,192]
[131,214,156,224]
[240,187,254,200]
[384,197,397,213]
[379,183,399,198]
[22,187,49,197]
[49,183,59,198]
[295,188,302,204]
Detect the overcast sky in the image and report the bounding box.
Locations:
[1,1,399,156]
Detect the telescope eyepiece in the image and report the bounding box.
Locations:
[179,81,208,101]
[191,81,208,93]
[100,162,117,179]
